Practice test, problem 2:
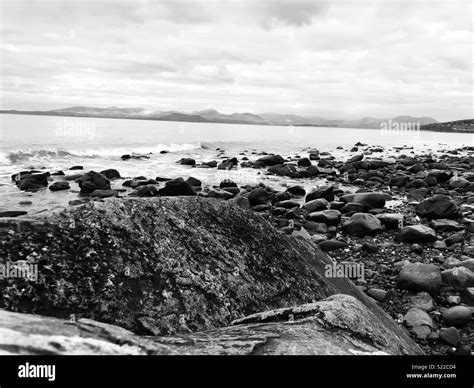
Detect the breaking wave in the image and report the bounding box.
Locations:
[1,143,202,164]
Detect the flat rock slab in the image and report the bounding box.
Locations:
[0,295,422,355]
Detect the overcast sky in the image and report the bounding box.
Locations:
[0,0,472,120]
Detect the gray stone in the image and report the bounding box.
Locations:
[397,263,442,295]
[396,225,437,243]
[342,213,383,237]
[442,306,472,327]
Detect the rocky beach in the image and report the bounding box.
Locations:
[1,141,473,355]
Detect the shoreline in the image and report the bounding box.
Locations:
[1,141,473,355]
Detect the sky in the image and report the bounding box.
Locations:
[0,0,472,121]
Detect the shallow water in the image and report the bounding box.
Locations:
[0,113,472,213]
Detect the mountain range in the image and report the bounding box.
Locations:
[0,106,444,130]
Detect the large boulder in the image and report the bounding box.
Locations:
[415,195,458,219]
[397,263,442,295]
[342,213,383,237]
[0,197,421,356]
[396,225,437,243]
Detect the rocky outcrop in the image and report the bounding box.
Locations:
[0,294,421,355]
[0,197,421,354]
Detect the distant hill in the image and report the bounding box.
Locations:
[420,119,474,133]
[0,106,449,130]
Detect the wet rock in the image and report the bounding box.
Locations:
[207,189,234,200]
[441,267,474,291]
[178,158,196,166]
[157,179,196,196]
[415,195,458,219]
[297,157,311,167]
[14,172,49,192]
[286,186,305,196]
[129,185,158,197]
[49,181,71,191]
[221,187,240,195]
[218,160,234,170]
[396,225,437,243]
[268,164,293,176]
[341,202,367,213]
[408,188,430,201]
[275,200,300,209]
[91,189,118,198]
[427,170,450,183]
[347,154,363,163]
[342,213,383,237]
[77,171,111,195]
[304,222,328,235]
[100,169,121,180]
[186,177,202,187]
[305,185,334,202]
[367,288,387,301]
[307,210,341,226]
[376,213,404,229]
[433,241,447,250]
[463,288,474,305]
[447,295,461,306]
[64,173,84,181]
[403,308,434,340]
[247,187,275,206]
[439,327,461,346]
[430,219,462,232]
[219,179,237,189]
[409,292,435,312]
[318,240,347,252]
[449,176,469,188]
[255,154,285,166]
[445,232,464,246]
[0,211,28,218]
[302,198,329,213]
[232,196,250,210]
[340,192,387,209]
[397,263,442,295]
[69,165,83,170]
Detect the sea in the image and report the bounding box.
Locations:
[0,113,472,213]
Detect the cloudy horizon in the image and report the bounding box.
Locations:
[0,0,472,121]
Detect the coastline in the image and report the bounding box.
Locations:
[1,110,472,133]
[0,141,473,355]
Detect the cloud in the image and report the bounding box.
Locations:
[0,0,472,121]
[256,0,329,28]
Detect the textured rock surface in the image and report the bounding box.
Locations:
[0,294,422,355]
[0,197,422,354]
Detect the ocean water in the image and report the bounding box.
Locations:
[0,113,472,213]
